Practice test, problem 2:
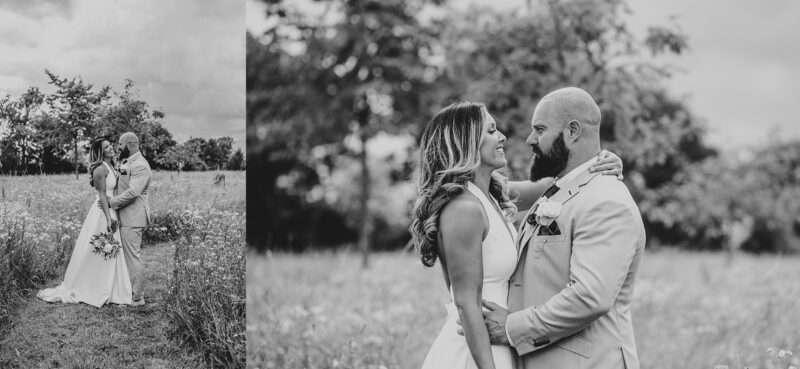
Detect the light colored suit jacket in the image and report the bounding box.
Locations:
[111,152,152,228]
[506,169,645,369]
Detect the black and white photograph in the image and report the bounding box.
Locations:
[0,1,245,368]
[248,0,800,368]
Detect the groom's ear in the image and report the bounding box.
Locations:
[566,120,582,142]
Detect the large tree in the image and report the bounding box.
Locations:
[227,148,245,170]
[43,69,111,179]
[201,137,234,170]
[250,0,445,266]
[0,87,45,174]
[437,0,716,243]
[95,79,176,168]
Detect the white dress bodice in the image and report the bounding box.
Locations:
[421,182,519,369]
[100,162,117,198]
[460,182,518,308]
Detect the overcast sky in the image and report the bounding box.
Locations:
[0,0,245,150]
[624,0,800,150]
[248,0,800,151]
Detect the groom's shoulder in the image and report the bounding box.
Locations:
[582,175,638,209]
[134,155,152,169]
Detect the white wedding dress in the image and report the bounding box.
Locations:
[421,182,519,369]
[37,162,133,307]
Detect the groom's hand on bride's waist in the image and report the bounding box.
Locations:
[455,300,511,346]
[96,198,120,211]
[482,300,511,345]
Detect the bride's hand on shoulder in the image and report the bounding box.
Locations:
[590,149,624,180]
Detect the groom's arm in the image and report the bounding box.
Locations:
[505,191,641,355]
[110,164,150,210]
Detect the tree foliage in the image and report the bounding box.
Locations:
[647,142,800,253]
[0,71,237,174]
[227,148,246,170]
[248,0,796,253]
[44,69,111,178]
[95,79,177,167]
[438,0,713,179]
[248,0,444,256]
[0,87,45,173]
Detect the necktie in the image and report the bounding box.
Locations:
[542,183,560,198]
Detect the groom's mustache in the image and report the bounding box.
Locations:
[531,144,544,157]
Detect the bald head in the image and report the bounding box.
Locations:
[535,87,601,129]
[526,87,603,176]
[119,132,139,145]
[118,131,140,158]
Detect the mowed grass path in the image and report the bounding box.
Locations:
[0,243,204,369]
[249,250,800,369]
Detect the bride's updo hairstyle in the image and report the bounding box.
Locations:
[410,102,516,267]
[88,136,110,188]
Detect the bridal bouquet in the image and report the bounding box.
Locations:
[90,232,121,260]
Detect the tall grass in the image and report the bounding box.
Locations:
[0,179,83,330]
[166,207,246,368]
[0,171,245,368]
[249,250,800,369]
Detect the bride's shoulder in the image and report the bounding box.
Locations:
[440,192,487,235]
[92,163,109,177]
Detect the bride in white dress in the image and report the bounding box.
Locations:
[37,137,133,308]
[410,102,519,369]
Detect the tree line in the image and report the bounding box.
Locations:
[249,0,798,260]
[0,70,245,176]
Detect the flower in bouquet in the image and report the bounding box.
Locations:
[90,232,121,260]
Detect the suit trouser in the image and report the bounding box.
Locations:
[120,226,145,297]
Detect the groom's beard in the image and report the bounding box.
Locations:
[118,146,131,161]
[529,132,569,181]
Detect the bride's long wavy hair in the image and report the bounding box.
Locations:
[87,136,113,188]
[409,102,517,268]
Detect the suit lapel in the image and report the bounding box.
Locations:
[514,170,601,261]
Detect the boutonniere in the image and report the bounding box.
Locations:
[534,199,562,227]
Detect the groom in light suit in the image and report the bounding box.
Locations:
[109,132,152,306]
[482,87,645,368]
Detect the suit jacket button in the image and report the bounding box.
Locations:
[533,336,550,346]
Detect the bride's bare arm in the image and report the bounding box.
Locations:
[440,195,496,369]
[509,178,555,212]
[93,166,113,231]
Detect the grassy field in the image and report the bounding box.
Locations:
[0,170,245,368]
[1,242,204,368]
[249,249,800,369]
